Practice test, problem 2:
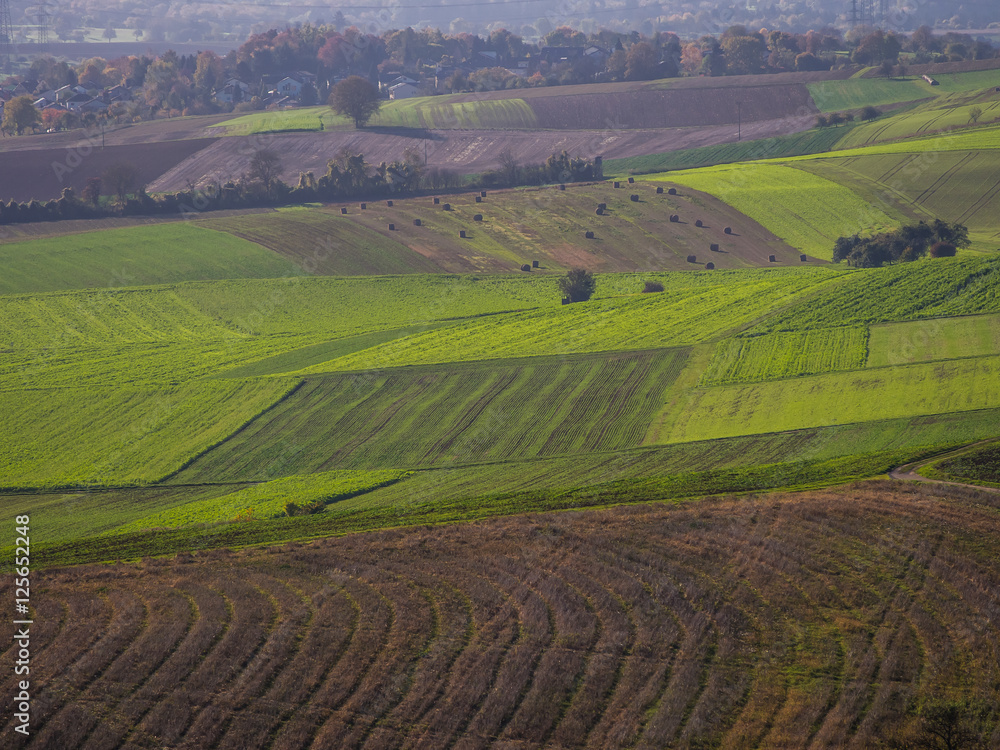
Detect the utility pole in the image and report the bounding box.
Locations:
[736,100,742,141]
[0,0,14,72]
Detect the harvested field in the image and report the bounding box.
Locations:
[2,482,998,748]
[150,116,817,193]
[0,138,218,203]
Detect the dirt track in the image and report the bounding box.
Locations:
[889,440,1000,494]
[149,114,816,192]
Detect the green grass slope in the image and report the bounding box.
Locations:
[807,77,933,112]
[0,223,302,294]
[172,349,688,480]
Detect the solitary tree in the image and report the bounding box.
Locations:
[861,105,881,122]
[559,268,597,303]
[246,148,282,195]
[103,24,117,43]
[328,76,382,128]
[968,105,983,125]
[1,96,42,135]
[102,162,140,207]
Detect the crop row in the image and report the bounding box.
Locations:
[2,483,997,748]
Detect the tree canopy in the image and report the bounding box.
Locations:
[559,268,597,303]
[832,220,970,268]
[328,76,382,128]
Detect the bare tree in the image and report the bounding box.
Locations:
[246,149,282,195]
[102,162,141,207]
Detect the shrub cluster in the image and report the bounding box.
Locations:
[832,219,969,268]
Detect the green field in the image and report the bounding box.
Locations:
[173,348,688,480]
[647,164,900,258]
[291,271,836,372]
[604,127,851,175]
[0,224,301,294]
[834,96,1000,149]
[868,313,1000,367]
[662,354,1000,443]
[701,327,868,384]
[215,95,537,134]
[807,77,933,112]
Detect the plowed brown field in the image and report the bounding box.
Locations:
[2,482,998,749]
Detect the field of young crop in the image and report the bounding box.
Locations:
[807,77,932,112]
[215,95,538,134]
[120,469,409,531]
[751,255,1000,333]
[931,441,1000,485]
[0,223,300,294]
[799,149,1000,238]
[174,349,688,481]
[868,313,1000,367]
[4,483,998,748]
[834,95,1000,149]
[648,163,900,258]
[604,126,849,175]
[0,379,294,488]
[700,327,868,385]
[662,354,1000,444]
[293,271,836,372]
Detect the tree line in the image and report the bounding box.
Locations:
[832,220,970,268]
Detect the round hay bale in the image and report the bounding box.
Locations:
[413,219,422,226]
[656,186,664,194]
[710,243,720,252]
[459,229,466,238]
[705,262,715,270]
[475,196,482,203]
[598,203,606,210]
[433,197,440,204]
[474,214,483,221]
[628,177,635,183]
[340,207,347,214]
[768,254,777,262]
[559,184,566,190]
[585,231,595,239]
[386,200,393,207]
[532,260,539,268]
[669,214,679,223]
[443,203,451,210]
[687,254,697,263]
[388,223,395,230]
[630,194,639,202]
[667,187,677,195]
[724,226,733,235]
[520,263,531,271]
[481,191,487,197]
[360,203,366,209]
[613,181,621,188]
[800,254,808,262]
[695,219,703,227]
[596,208,604,215]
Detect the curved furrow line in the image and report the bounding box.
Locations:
[193,573,313,749]
[122,580,234,748]
[405,561,521,750]
[76,586,196,750]
[270,573,391,749]
[493,557,597,747]
[0,585,67,666]
[453,562,556,748]
[372,569,476,749]
[125,570,242,746]
[583,556,682,750]
[262,575,363,750]
[20,587,147,749]
[171,576,280,749]
[308,568,434,748]
[545,563,632,748]
[606,546,719,750]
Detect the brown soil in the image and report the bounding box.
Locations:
[1,482,998,748]
[0,138,218,203]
